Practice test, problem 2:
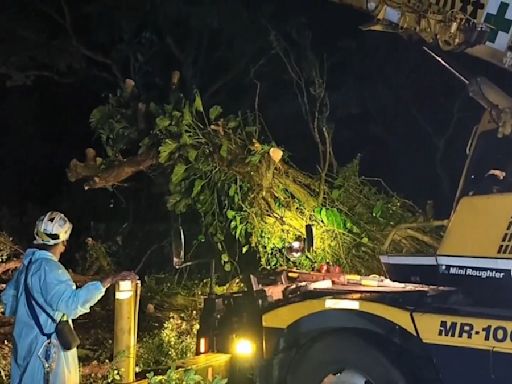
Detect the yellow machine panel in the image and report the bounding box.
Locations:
[263,299,512,354]
[262,297,416,334]
[438,194,512,258]
[413,312,512,354]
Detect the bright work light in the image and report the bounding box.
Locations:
[233,337,255,357]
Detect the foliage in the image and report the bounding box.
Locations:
[146,367,227,384]
[89,85,144,159]
[89,82,443,274]
[0,342,11,384]
[76,238,115,275]
[141,275,203,309]
[137,309,200,369]
[80,363,228,384]
[0,233,20,263]
[137,274,246,371]
[137,275,202,370]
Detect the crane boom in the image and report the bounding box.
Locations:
[330,0,512,70]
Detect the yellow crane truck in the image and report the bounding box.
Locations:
[178,2,512,384]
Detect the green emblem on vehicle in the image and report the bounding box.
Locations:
[484,1,512,43]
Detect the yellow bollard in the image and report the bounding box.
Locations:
[114,279,141,383]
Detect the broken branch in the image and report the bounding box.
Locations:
[0,259,22,275]
[67,149,158,190]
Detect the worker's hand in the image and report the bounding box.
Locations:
[101,271,138,288]
[114,271,139,282]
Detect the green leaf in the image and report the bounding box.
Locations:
[373,201,384,218]
[327,208,343,230]
[89,106,107,128]
[158,139,179,163]
[221,253,229,262]
[220,140,229,158]
[171,110,182,124]
[242,245,249,254]
[183,369,203,383]
[175,198,191,214]
[226,119,239,129]
[171,163,187,184]
[138,137,152,153]
[194,92,204,113]
[164,104,174,114]
[209,105,222,121]
[192,179,206,197]
[226,210,236,219]
[331,189,341,199]
[224,262,232,272]
[180,133,192,145]
[187,148,198,162]
[156,116,170,130]
[167,193,181,210]
[183,105,192,125]
[320,208,328,225]
[228,184,237,197]
[235,223,245,240]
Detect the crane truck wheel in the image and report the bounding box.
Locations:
[285,333,410,384]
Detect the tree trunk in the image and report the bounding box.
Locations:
[67,149,158,190]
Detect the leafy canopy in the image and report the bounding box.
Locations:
[89,83,438,274]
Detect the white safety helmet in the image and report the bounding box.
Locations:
[34,211,73,245]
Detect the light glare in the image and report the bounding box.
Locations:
[234,338,255,356]
[199,337,208,354]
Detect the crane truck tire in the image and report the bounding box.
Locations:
[285,332,410,384]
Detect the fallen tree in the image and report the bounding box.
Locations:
[0,259,21,276]
[65,77,444,274]
[0,233,23,283]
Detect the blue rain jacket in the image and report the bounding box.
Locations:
[1,248,106,384]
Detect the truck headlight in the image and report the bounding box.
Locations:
[233,337,255,357]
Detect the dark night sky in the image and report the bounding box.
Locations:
[1,0,511,248]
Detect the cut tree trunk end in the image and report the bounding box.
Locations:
[66,148,158,190]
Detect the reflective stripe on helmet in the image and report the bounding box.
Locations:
[34,211,73,245]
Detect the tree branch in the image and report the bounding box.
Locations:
[382,220,448,252]
[67,149,158,190]
[0,259,21,275]
[409,94,466,199]
[270,28,333,204]
[37,0,123,86]
[0,67,75,85]
[250,53,276,140]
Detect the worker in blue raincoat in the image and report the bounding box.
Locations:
[1,211,137,384]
